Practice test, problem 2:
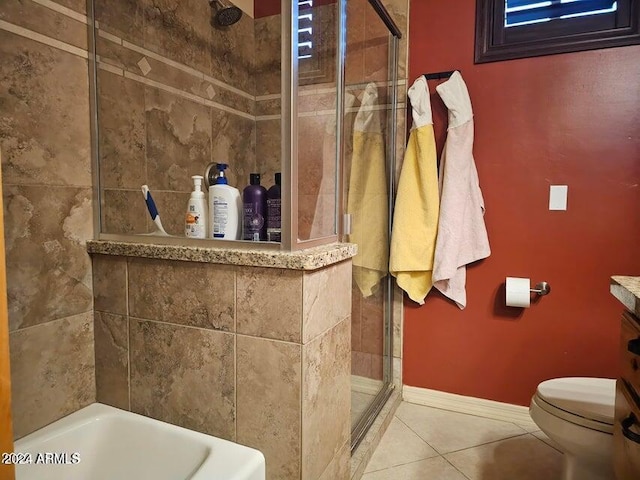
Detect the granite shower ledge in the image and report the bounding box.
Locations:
[610,276,640,317]
[87,240,357,270]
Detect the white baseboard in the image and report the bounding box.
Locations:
[402,385,537,429]
[351,375,384,396]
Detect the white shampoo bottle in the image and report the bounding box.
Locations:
[185,175,208,239]
[207,163,241,240]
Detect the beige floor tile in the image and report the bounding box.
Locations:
[531,430,563,452]
[516,420,542,433]
[396,403,528,454]
[365,417,439,473]
[362,456,468,480]
[445,433,563,480]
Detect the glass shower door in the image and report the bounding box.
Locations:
[344,0,399,448]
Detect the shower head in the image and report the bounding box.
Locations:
[209,0,243,27]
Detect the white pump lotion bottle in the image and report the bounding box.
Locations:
[185,175,208,239]
[206,163,241,240]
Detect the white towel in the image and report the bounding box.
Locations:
[432,71,490,309]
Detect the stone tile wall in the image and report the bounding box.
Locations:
[0,0,96,439]
[93,254,352,480]
[94,1,347,239]
[95,1,346,240]
[95,0,259,235]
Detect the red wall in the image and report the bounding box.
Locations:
[254,0,280,18]
[254,0,335,18]
[405,0,640,406]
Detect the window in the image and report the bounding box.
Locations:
[298,0,314,59]
[475,0,640,63]
[297,0,336,85]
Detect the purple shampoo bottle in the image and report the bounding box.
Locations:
[266,172,281,242]
[242,173,267,241]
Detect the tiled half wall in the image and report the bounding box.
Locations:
[92,254,352,480]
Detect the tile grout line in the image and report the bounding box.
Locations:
[3,183,93,190]
[125,258,132,412]
[442,432,531,456]
[8,309,94,334]
[127,314,311,347]
[233,267,238,442]
[440,454,473,480]
[363,446,441,474]
[510,419,540,433]
[392,413,447,456]
[362,455,448,478]
[526,431,562,453]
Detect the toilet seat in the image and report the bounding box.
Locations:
[533,377,615,434]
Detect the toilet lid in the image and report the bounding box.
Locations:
[536,377,615,426]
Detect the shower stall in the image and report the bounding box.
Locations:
[90,0,401,449]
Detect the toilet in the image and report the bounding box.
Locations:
[529,377,616,480]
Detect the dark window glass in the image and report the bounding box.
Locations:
[505,0,618,28]
[299,0,313,59]
[475,0,640,63]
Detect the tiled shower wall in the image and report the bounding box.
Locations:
[0,0,96,439]
[97,1,340,239]
[96,0,265,236]
[93,255,352,480]
[0,0,285,439]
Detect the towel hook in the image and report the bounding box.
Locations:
[422,70,458,81]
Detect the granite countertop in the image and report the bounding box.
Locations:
[87,240,357,271]
[610,276,640,317]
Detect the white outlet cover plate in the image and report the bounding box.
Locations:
[549,185,568,211]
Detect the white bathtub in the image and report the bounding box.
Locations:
[14,403,265,480]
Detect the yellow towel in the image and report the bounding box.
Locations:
[347,84,389,297]
[389,76,440,305]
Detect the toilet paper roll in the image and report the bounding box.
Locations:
[505,277,531,308]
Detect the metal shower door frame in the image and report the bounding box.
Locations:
[348,0,401,452]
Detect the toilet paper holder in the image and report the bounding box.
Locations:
[531,282,551,296]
